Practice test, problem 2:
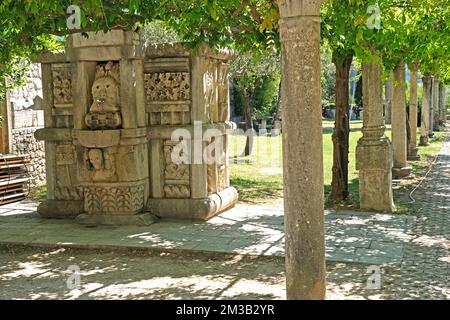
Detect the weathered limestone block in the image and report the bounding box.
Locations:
[144,43,237,220]
[35,31,237,224]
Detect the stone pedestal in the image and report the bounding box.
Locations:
[420,74,431,146]
[35,31,237,225]
[391,62,411,178]
[356,59,395,213]
[408,64,420,161]
[278,0,326,300]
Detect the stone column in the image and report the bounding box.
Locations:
[356,58,395,212]
[408,63,420,160]
[384,71,393,124]
[391,62,411,178]
[277,0,326,300]
[420,74,431,146]
[433,77,440,131]
[429,77,435,137]
[440,84,447,125]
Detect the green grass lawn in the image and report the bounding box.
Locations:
[28,121,446,211]
[229,120,444,208]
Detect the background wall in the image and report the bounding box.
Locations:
[7,63,46,187]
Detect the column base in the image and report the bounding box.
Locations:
[37,200,84,219]
[147,187,238,220]
[407,147,421,161]
[75,212,158,226]
[356,137,395,213]
[419,136,429,147]
[393,166,412,179]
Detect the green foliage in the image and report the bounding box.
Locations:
[229,51,280,119]
[251,75,280,118]
[320,44,336,107]
[140,20,180,45]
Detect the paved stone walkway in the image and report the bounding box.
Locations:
[391,133,450,300]
[0,200,413,265]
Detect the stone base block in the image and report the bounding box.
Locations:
[37,200,84,219]
[75,212,158,226]
[393,166,412,179]
[359,170,396,213]
[419,136,429,147]
[407,148,421,161]
[147,187,238,220]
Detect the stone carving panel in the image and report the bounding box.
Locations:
[85,61,122,129]
[163,141,191,198]
[164,185,191,198]
[85,148,117,182]
[145,72,190,102]
[52,66,72,106]
[84,184,145,213]
[56,144,75,165]
[217,63,230,122]
[145,72,191,125]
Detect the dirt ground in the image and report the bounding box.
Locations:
[0,245,399,300]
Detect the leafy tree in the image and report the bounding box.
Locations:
[229,50,279,156]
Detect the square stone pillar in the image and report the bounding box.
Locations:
[420,74,432,146]
[433,77,441,131]
[144,44,237,220]
[408,63,420,160]
[278,0,326,300]
[391,62,411,178]
[356,58,395,212]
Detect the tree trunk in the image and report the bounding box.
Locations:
[331,55,353,202]
[243,91,253,156]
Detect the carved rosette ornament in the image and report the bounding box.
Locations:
[85,61,122,129]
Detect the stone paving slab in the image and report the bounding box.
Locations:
[0,200,414,265]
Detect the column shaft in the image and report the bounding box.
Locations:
[278,0,325,300]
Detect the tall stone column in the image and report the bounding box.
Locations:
[429,77,435,137]
[391,62,411,178]
[356,58,395,212]
[433,77,440,130]
[420,74,431,146]
[440,84,447,125]
[384,71,393,124]
[408,63,420,160]
[277,0,326,300]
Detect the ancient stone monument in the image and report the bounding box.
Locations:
[35,30,238,225]
[356,58,395,213]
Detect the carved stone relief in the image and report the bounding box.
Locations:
[84,184,145,213]
[145,72,191,125]
[207,165,217,194]
[85,148,117,182]
[163,141,191,198]
[52,67,72,106]
[85,61,122,129]
[56,144,75,165]
[145,72,190,101]
[217,63,230,122]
